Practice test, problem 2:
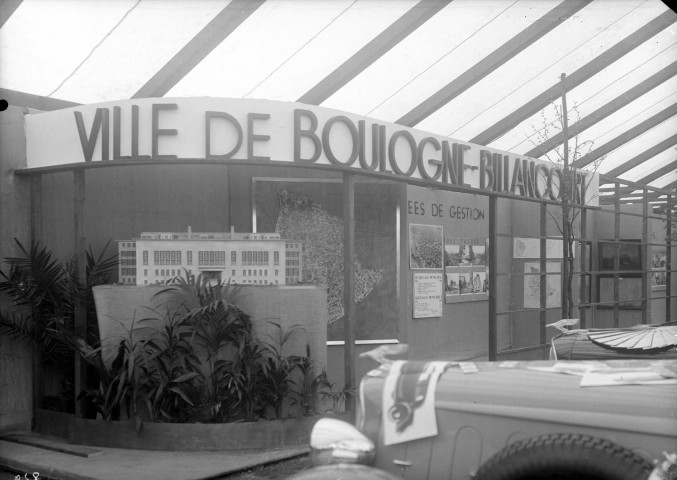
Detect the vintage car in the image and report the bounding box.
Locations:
[291,351,677,480]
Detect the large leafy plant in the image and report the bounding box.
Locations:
[0,239,118,412]
[156,274,253,422]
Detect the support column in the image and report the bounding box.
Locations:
[488,196,497,361]
[73,170,87,416]
[30,175,43,428]
[667,193,672,321]
[342,172,355,417]
[642,189,648,324]
[578,205,587,328]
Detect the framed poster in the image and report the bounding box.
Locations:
[413,272,443,318]
[253,178,399,341]
[524,262,561,308]
[444,237,488,303]
[409,224,443,269]
[513,237,568,259]
[651,247,667,291]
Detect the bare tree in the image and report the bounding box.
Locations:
[529,100,603,320]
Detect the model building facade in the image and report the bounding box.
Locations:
[118,228,302,286]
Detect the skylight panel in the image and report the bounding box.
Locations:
[322,0,537,120]
[0,0,140,96]
[492,37,677,153]
[168,0,359,99]
[573,82,677,149]
[596,118,677,173]
[622,148,677,181]
[0,0,229,103]
[418,0,661,140]
[648,171,677,189]
[248,0,416,102]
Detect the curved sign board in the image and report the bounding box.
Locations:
[24,97,598,206]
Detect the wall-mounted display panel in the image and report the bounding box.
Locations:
[253,178,399,342]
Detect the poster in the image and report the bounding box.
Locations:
[253,179,399,341]
[409,224,444,269]
[513,237,569,259]
[413,272,443,318]
[524,262,561,308]
[651,248,667,291]
[444,237,488,303]
[382,361,451,445]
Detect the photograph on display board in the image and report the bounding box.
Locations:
[471,244,486,266]
[444,243,461,267]
[409,224,443,269]
[458,273,472,294]
[459,244,473,266]
[444,270,460,295]
[524,262,561,308]
[651,248,667,290]
[472,270,487,293]
[253,179,399,341]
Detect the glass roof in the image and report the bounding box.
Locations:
[1,0,676,205]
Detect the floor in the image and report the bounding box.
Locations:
[0,433,309,480]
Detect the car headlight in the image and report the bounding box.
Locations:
[309,417,375,466]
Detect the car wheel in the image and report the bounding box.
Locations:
[475,432,653,480]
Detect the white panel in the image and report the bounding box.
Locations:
[324,0,540,119]
[623,148,677,181]
[492,36,677,153]
[60,0,230,103]
[418,0,667,139]
[248,0,417,101]
[1,0,140,95]
[168,0,372,98]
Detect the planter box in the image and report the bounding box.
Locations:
[67,415,341,451]
[34,408,73,439]
[92,284,328,370]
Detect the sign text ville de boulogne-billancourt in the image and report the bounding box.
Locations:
[25,98,598,205]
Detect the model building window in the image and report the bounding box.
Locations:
[143,251,148,265]
[274,251,279,265]
[231,251,237,265]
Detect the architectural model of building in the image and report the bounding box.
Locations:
[118,227,302,286]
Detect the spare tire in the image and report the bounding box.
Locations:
[475,432,653,480]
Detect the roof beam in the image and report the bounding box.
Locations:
[132,0,264,99]
[598,172,672,193]
[396,0,591,127]
[603,133,677,178]
[0,0,22,29]
[572,103,677,169]
[298,0,450,105]
[525,60,677,159]
[634,159,677,185]
[470,9,677,146]
[0,88,80,111]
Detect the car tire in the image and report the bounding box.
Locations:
[475,432,653,480]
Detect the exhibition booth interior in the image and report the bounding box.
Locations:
[2,98,674,427]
